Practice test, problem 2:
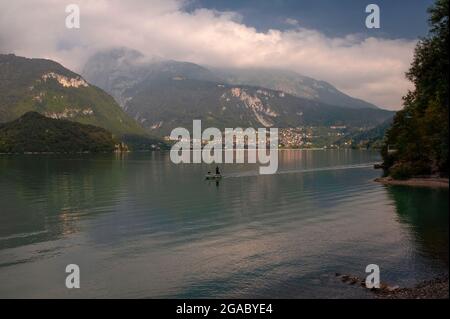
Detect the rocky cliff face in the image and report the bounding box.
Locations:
[212,68,380,110]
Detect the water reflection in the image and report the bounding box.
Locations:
[387,185,449,265]
[0,150,448,298]
[0,155,124,249]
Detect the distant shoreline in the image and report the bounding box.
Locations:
[375,176,449,188]
[0,151,124,155]
[0,148,376,155]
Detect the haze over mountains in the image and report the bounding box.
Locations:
[83,48,392,136]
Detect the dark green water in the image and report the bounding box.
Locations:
[0,150,448,298]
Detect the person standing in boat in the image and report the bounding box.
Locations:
[215,166,221,175]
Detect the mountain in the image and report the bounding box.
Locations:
[83,48,220,108]
[82,48,393,136]
[83,48,380,110]
[212,68,380,109]
[0,53,148,138]
[123,77,393,136]
[0,112,116,153]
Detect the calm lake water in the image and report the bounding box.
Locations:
[0,150,448,298]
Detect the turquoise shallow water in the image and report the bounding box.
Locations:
[0,150,448,298]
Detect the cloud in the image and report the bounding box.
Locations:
[0,0,416,109]
[285,18,299,27]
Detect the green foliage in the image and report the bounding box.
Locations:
[0,54,149,138]
[121,134,169,151]
[342,119,393,149]
[389,163,415,180]
[389,162,432,180]
[383,0,449,178]
[0,112,117,153]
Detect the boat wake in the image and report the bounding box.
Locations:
[224,163,378,179]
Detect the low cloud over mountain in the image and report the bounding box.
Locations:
[0,0,416,109]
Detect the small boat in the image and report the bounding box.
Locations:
[205,174,222,180]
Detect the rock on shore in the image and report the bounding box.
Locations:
[374,276,449,299]
[336,273,449,299]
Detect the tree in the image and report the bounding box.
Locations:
[382,0,449,178]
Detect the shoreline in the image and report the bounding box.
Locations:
[337,273,449,299]
[375,176,449,188]
[374,276,449,299]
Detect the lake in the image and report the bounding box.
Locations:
[0,150,448,298]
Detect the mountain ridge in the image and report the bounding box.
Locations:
[83,47,382,111]
[82,48,393,136]
[0,53,148,138]
[211,67,381,110]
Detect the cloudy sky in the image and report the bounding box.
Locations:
[0,0,434,110]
